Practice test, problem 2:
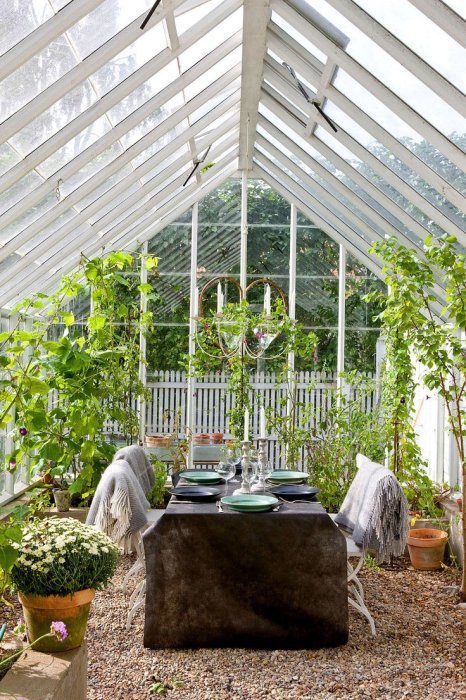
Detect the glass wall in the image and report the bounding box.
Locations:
[145,177,385,374]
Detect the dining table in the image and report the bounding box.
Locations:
[142,484,349,649]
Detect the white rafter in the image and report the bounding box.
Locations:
[238,0,271,170]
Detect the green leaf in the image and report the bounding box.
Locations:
[88,315,106,331]
[0,545,19,573]
[61,311,75,327]
[117,304,128,318]
[80,440,96,461]
[27,377,50,395]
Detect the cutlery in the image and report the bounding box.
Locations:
[217,501,224,512]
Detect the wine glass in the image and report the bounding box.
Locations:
[217,461,237,495]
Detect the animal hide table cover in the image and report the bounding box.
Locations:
[143,496,348,649]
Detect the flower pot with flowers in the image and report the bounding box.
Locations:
[10,518,119,652]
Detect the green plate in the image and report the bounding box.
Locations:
[267,470,307,484]
[221,495,279,512]
[182,470,222,485]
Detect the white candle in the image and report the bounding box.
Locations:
[260,406,266,439]
[243,408,249,442]
[193,286,199,317]
[264,284,271,315]
[217,282,224,314]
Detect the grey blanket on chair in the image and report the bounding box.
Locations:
[334,454,409,563]
[114,444,155,496]
[86,460,149,551]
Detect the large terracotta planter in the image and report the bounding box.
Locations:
[18,589,95,652]
[407,528,448,570]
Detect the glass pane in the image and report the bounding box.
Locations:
[178,8,242,72]
[148,223,192,272]
[248,226,290,278]
[333,70,466,194]
[198,179,241,224]
[175,0,227,34]
[89,22,167,98]
[0,171,44,216]
[0,142,21,176]
[198,225,240,277]
[1,39,77,120]
[354,0,466,87]
[345,329,381,373]
[147,322,189,373]
[9,82,97,156]
[0,0,54,56]
[67,0,154,60]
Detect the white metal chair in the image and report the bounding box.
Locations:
[330,514,376,636]
[123,509,163,629]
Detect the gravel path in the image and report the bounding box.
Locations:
[86,556,465,700]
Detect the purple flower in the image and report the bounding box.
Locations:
[313,353,319,363]
[9,458,16,467]
[203,323,209,331]
[400,397,406,404]
[50,621,68,641]
[255,331,265,340]
[19,427,28,436]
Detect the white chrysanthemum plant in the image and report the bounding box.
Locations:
[11,518,119,597]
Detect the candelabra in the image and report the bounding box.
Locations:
[250,438,268,493]
[233,440,254,495]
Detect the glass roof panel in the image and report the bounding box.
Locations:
[36,115,114,178]
[0,171,44,216]
[9,81,97,156]
[441,0,466,19]
[354,0,466,88]
[88,22,167,98]
[270,10,327,64]
[175,0,225,33]
[333,69,466,194]
[67,0,153,59]
[178,8,242,72]
[323,101,466,231]
[307,0,465,139]
[0,0,54,56]
[59,142,124,198]
[0,39,77,120]
[0,143,21,176]
[183,47,242,101]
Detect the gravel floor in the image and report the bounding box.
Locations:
[83,555,465,700]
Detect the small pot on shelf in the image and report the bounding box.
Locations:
[145,435,171,448]
[192,433,210,445]
[53,488,71,512]
[211,432,224,444]
[407,528,448,570]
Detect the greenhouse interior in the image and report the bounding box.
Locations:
[0,0,465,698]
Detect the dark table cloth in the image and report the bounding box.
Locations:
[143,489,348,649]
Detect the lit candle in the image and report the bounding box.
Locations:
[243,408,249,442]
[260,406,266,439]
[264,284,271,315]
[217,281,224,314]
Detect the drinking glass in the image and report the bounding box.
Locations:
[217,461,237,495]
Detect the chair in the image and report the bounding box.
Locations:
[331,454,409,636]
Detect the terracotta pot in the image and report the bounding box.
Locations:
[53,488,71,512]
[146,435,171,448]
[407,528,448,570]
[18,589,95,652]
[192,434,210,445]
[211,432,224,444]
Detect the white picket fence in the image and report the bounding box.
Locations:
[143,370,377,468]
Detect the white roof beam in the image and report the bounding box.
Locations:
[256,133,447,300]
[238,0,271,170]
[0,114,238,286]
[0,34,242,233]
[22,130,239,287]
[273,0,466,172]
[0,73,241,259]
[254,158,384,279]
[0,1,242,197]
[261,84,462,240]
[258,115,411,247]
[265,39,464,212]
[107,154,238,249]
[0,0,105,82]
[259,92,454,246]
[407,0,466,50]
[0,153,238,307]
[0,2,176,144]
[326,0,465,117]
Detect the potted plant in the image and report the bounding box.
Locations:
[407,528,449,570]
[10,518,119,652]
